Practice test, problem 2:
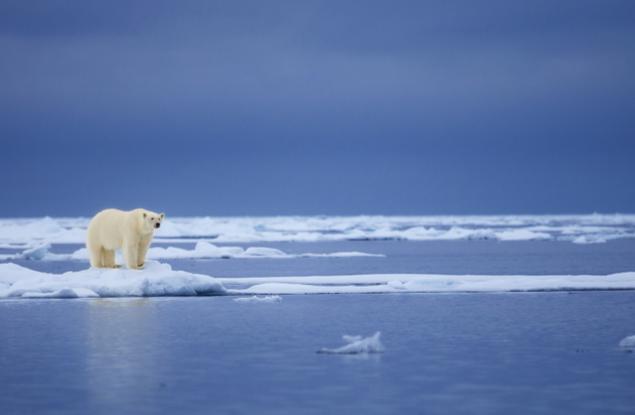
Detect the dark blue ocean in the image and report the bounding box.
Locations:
[2,240,635,414]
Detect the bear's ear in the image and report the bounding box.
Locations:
[143,212,147,218]
[160,213,165,219]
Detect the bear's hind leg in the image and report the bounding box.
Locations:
[102,249,117,268]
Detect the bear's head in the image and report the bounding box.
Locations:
[141,210,165,233]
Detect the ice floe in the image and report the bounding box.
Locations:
[233,295,282,303]
[223,272,635,295]
[0,243,70,261]
[139,243,383,260]
[1,214,635,246]
[318,332,384,354]
[2,262,635,299]
[0,261,225,299]
[19,243,52,260]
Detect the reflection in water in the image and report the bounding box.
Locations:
[84,298,161,411]
[340,353,383,363]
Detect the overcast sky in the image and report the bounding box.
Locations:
[1,0,634,216]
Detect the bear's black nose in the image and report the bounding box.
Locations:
[155,223,160,229]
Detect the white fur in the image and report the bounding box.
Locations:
[86,208,164,269]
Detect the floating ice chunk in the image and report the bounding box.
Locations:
[242,247,288,258]
[233,295,282,303]
[571,235,611,244]
[318,332,384,354]
[0,243,56,261]
[494,229,551,241]
[19,243,52,260]
[0,261,225,299]
[146,243,383,259]
[300,251,384,258]
[618,335,635,351]
[147,241,245,259]
[232,282,398,295]
[224,272,635,295]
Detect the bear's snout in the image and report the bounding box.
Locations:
[155,223,160,229]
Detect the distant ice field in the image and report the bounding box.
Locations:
[1,214,635,246]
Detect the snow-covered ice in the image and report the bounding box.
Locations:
[9,241,383,262]
[224,272,635,295]
[233,295,282,303]
[2,214,635,246]
[143,243,292,260]
[3,261,635,299]
[17,243,51,260]
[318,332,384,354]
[122,242,383,260]
[0,261,225,299]
[0,243,69,261]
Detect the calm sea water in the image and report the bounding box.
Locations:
[1,240,635,414]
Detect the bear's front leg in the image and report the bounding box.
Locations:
[102,249,118,268]
[123,240,141,270]
[137,237,151,268]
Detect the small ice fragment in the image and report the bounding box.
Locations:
[242,247,288,258]
[618,335,635,351]
[20,243,52,260]
[233,295,282,303]
[318,331,384,354]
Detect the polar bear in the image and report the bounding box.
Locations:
[86,208,164,269]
